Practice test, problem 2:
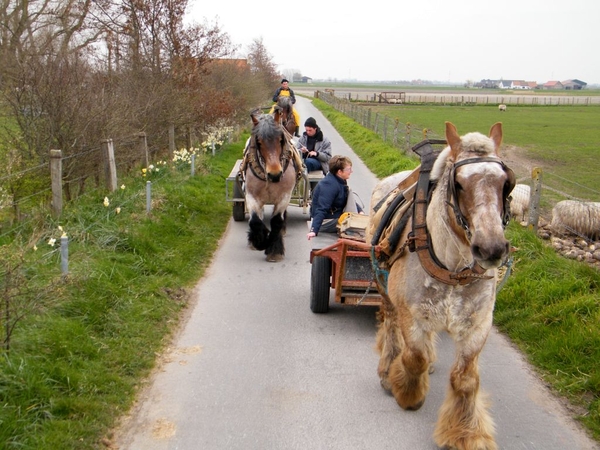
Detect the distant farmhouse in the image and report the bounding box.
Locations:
[475,79,586,90]
[561,79,587,90]
[300,76,313,83]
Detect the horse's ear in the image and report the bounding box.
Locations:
[250,109,260,126]
[489,122,503,151]
[273,108,282,124]
[445,122,461,158]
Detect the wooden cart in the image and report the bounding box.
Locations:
[225,159,324,221]
[309,215,383,313]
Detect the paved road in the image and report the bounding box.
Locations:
[114,98,598,450]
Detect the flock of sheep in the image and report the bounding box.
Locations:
[509,184,600,241]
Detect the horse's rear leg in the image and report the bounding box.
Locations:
[248,212,269,251]
[434,352,496,450]
[265,212,285,262]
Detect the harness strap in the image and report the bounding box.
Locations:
[410,141,492,286]
[241,129,301,182]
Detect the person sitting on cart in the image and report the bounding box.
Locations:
[269,78,301,136]
[295,117,332,175]
[307,155,363,240]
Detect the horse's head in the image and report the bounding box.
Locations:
[438,122,515,269]
[250,110,287,183]
[275,96,296,134]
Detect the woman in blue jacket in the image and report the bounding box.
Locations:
[307,155,363,240]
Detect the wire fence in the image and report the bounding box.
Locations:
[0,125,237,242]
[317,91,600,251]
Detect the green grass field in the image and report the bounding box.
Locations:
[361,103,600,196]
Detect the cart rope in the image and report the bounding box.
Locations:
[370,246,390,295]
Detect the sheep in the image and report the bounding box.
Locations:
[550,200,600,240]
[509,184,531,223]
[498,104,507,111]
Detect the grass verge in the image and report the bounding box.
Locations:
[0,142,244,449]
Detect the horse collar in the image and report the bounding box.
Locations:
[245,134,297,182]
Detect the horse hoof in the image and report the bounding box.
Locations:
[266,254,284,263]
[380,378,392,393]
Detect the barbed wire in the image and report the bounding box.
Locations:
[0,162,48,182]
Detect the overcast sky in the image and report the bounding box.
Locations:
[186,0,600,85]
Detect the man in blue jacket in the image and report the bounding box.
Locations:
[307,155,363,240]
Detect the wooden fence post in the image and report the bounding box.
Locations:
[50,149,62,217]
[383,116,388,142]
[101,139,117,192]
[169,124,175,161]
[527,167,543,232]
[138,132,148,167]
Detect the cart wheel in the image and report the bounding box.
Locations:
[232,182,245,222]
[310,256,331,313]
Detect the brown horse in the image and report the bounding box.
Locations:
[242,109,299,262]
[276,95,297,136]
[368,122,515,450]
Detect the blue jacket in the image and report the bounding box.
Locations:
[310,172,350,234]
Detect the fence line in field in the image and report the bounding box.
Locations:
[314,90,600,106]
[316,91,600,239]
[0,124,224,228]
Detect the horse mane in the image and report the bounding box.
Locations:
[277,95,293,111]
[251,112,282,142]
[430,132,498,182]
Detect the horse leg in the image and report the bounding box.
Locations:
[248,211,269,251]
[265,211,286,262]
[387,303,434,411]
[281,210,288,236]
[375,294,404,392]
[434,334,496,450]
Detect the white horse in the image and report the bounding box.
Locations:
[369,122,515,450]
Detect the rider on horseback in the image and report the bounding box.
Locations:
[270,79,300,136]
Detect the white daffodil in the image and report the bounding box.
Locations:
[103,197,110,207]
[48,238,56,246]
[121,184,126,190]
[116,207,121,214]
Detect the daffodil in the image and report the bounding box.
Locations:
[116,207,121,214]
[48,238,56,246]
[121,184,126,190]
[103,197,110,207]
[33,245,38,251]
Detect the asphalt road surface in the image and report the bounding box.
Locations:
[114,98,598,450]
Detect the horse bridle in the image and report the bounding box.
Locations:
[408,144,516,286]
[447,157,516,238]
